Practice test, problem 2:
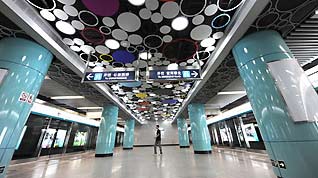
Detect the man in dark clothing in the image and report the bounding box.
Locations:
[154,124,162,154]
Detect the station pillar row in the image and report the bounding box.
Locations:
[232,30,318,178]
[0,38,53,177]
[123,118,135,150]
[188,103,212,154]
[177,118,190,148]
[95,105,118,157]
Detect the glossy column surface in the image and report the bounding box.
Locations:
[177,118,190,148]
[233,30,318,178]
[188,104,212,154]
[0,38,52,177]
[95,105,119,157]
[123,119,135,149]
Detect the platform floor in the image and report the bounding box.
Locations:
[7,147,276,178]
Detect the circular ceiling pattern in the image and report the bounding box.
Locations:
[78,10,99,27]
[29,0,242,120]
[190,25,212,40]
[180,0,207,17]
[81,0,119,16]
[117,12,141,32]
[160,1,179,19]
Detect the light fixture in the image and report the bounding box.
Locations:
[35,99,46,104]
[172,16,189,31]
[200,38,216,48]
[139,52,152,60]
[165,84,173,88]
[167,63,178,70]
[128,0,145,6]
[217,91,247,95]
[77,107,102,110]
[105,39,120,49]
[51,96,85,100]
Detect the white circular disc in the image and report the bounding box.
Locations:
[151,13,163,23]
[133,60,148,68]
[154,53,162,58]
[190,25,212,41]
[213,31,224,39]
[179,62,187,66]
[95,45,110,54]
[57,0,75,5]
[192,15,205,25]
[70,45,81,52]
[71,20,85,30]
[125,63,133,67]
[102,17,115,27]
[162,60,170,65]
[117,12,141,32]
[200,38,216,47]
[55,21,75,35]
[148,61,155,65]
[163,35,173,43]
[160,1,179,19]
[205,45,215,52]
[112,29,128,41]
[145,0,159,11]
[73,38,84,46]
[105,39,120,50]
[128,34,143,45]
[205,4,218,16]
[139,8,152,20]
[63,38,74,45]
[40,10,56,21]
[53,9,68,20]
[160,25,171,34]
[80,45,95,54]
[187,58,195,63]
[121,41,130,47]
[63,5,78,17]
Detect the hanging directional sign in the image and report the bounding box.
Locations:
[147,66,201,81]
[83,68,138,83]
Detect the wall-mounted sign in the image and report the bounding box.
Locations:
[19,91,34,104]
[147,66,201,81]
[0,68,8,86]
[83,68,138,83]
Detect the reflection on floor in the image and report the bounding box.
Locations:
[7,147,276,178]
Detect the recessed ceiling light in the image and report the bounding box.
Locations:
[167,63,178,70]
[35,99,46,104]
[165,84,173,88]
[105,39,120,49]
[172,16,188,31]
[200,38,216,47]
[51,96,85,100]
[217,91,246,95]
[128,0,145,6]
[55,20,76,35]
[78,107,103,110]
[139,52,152,60]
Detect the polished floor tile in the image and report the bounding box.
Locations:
[7,147,276,178]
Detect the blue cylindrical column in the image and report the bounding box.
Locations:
[188,103,212,154]
[0,38,52,177]
[95,105,118,157]
[123,119,135,150]
[233,30,318,178]
[177,118,190,148]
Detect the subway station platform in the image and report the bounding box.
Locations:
[7,147,275,178]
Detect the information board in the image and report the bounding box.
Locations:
[83,68,138,83]
[147,67,201,81]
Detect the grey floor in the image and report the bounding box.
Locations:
[7,147,276,178]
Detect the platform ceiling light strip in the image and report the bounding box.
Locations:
[171,0,269,123]
[51,96,85,100]
[0,0,142,124]
[217,91,246,95]
[77,107,103,110]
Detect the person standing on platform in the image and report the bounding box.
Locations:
[154,124,162,154]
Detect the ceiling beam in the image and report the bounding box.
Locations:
[172,0,270,123]
[0,0,142,124]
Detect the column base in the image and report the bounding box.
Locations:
[180,146,190,148]
[123,147,133,150]
[194,150,212,154]
[95,153,113,157]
